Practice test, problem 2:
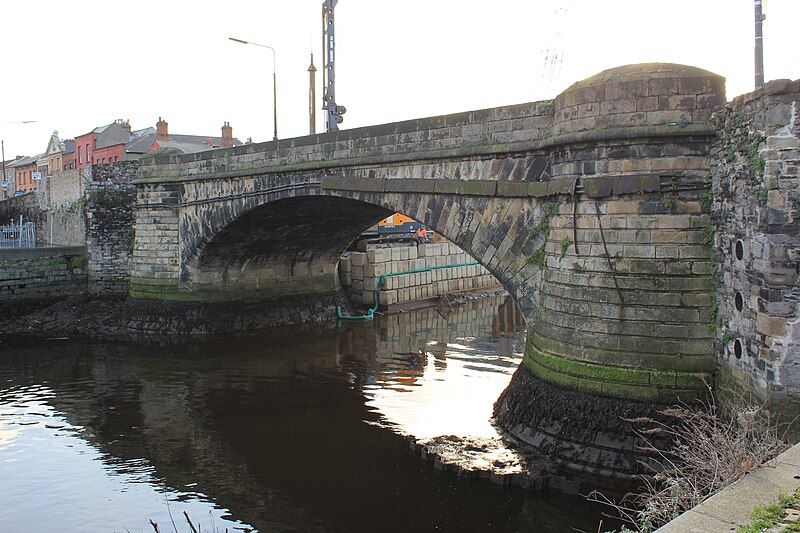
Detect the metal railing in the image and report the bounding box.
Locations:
[0,216,36,248]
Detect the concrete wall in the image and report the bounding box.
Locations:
[712,78,800,404]
[340,242,499,308]
[0,246,87,301]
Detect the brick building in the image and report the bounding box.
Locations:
[124,118,242,156]
[9,154,42,194]
[74,120,150,169]
[40,131,75,175]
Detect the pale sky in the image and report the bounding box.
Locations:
[2,0,799,159]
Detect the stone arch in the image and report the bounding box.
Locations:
[180,182,548,313]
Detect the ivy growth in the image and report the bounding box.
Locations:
[560,237,573,259]
[525,248,546,269]
[701,226,715,247]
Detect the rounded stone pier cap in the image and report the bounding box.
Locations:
[553,63,726,136]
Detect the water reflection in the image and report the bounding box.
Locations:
[0,296,605,532]
[339,297,525,439]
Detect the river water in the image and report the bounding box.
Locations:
[0,295,608,532]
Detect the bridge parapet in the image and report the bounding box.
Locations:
[136,100,555,183]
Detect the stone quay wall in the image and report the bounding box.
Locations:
[712,78,800,404]
[340,241,499,309]
[0,246,88,301]
[85,162,138,294]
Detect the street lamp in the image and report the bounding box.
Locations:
[229,37,278,141]
[1,141,8,193]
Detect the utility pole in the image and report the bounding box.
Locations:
[322,0,346,132]
[308,53,317,135]
[1,141,7,199]
[754,0,765,88]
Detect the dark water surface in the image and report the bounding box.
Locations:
[0,296,607,532]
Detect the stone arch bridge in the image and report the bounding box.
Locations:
[132,64,723,455]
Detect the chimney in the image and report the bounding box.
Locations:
[120,119,131,133]
[221,121,233,148]
[156,117,168,141]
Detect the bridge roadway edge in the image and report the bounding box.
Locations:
[129,63,738,478]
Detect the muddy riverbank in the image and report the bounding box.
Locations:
[1,289,507,342]
[1,294,340,341]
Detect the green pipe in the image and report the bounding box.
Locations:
[336,260,481,320]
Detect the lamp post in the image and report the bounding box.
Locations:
[1,141,8,198]
[229,37,278,141]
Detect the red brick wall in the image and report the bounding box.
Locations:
[91,144,126,164]
[74,132,95,170]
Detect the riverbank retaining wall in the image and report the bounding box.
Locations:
[339,241,501,309]
[0,246,88,301]
[0,162,139,296]
[712,78,800,405]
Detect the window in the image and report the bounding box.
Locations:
[78,147,82,164]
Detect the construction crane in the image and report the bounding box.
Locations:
[322,0,347,132]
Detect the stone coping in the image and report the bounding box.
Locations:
[0,246,87,260]
[134,123,715,184]
[657,442,800,532]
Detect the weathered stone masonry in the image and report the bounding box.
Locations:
[85,162,138,294]
[0,246,88,301]
[131,63,721,408]
[0,162,138,297]
[713,79,800,403]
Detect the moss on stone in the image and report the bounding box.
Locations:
[523,340,713,401]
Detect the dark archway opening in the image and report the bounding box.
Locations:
[198,196,392,271]
[190,194,517,323]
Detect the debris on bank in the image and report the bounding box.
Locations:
[407,434,584,494]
